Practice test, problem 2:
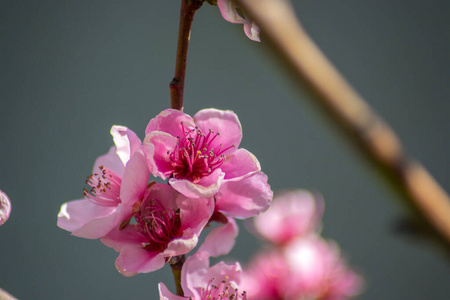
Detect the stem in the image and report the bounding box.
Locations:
[169,255,186,296]
[237,0,450,252]
[171,0,203,110]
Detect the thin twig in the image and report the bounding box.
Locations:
[171,0,203,110]
[169,255,186,296]
[237,0,450,251]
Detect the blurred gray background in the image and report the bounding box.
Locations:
[1,0,450,299]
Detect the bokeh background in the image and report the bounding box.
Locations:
[1,0,450,299]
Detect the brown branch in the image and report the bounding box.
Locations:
[168,255,186,297]
[170,0,203,110]
[237,0,450,250]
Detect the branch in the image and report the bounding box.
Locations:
[237,0,450,251]
[170,0,203,110]
[169,255,186,296]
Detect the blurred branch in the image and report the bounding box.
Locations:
[237,0,450,251]
[0,288,17,300]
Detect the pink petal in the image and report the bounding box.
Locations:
[178,196,214,234]
[119,149,150,211]
[193,109,242,155]
[145,109,194,137]
[143,132,177,179]
[169,169,224,198]
[283,236,363,299]
[198,217,238,257]
[57,199,118,239]
[242,249,288,300]
[182,252,243,299]
[110,125,142,166]
[217,0,246,24]
[0,190,11,226]
[100,225,146,252]
[93,146,125,177]
[115,244,165,276]
[243,21,261,42]
[221,148,260,180]
[215,171,273,218]
[254,190,323,244]
[163,234,199,257]
[182,252,211,299]
[146,183,180,210]
[205,260,242,288]
[159,283,186,300]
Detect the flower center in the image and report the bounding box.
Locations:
[169,123,234,183]
[135,199,182,253]
[200,277,248,300]
[83,166,121,207]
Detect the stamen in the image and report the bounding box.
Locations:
[169,123,235,183]
[200,277,247,300]
[135,199,182,253]
[83,166,121,207]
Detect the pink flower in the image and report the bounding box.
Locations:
[101,184,214,276]
[242,249,288,300]
[283,236,363,300]
[159,251,248,300]
[198,216,239,257]
[253,190,324,245]
[217,0,260,42]
[243,236,363,300]
[0,190,11,226]
[57,126,148,239]
[144,108,272,218]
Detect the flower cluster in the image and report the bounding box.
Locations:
[243,190,363,300]
[57,108,273,276]
[57,108,362,299]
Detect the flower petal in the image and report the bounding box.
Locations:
[111,125,142,166]
[163,233,199,258]
[198,217,238,257]
[254,190,324,244]
[57,199,118,239]
[243,21,261,42]
[181,251,211,299]
[169,169,224,198]
[119,149,150,210]
[182,252,244,299]
[215,171,273,218]
[221,148,260,180]
[193,109,242,155]
[115,244,165,276]
[100,225,146,252]
[145,183,180,210]
[93,146,125,177]
[0,190,11,226]
[143,131,177,179]
[178,196,214,234]
[205,260,242,288]
[217,0,246,24]
[159,283,186,300]
[145,109,194,137]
